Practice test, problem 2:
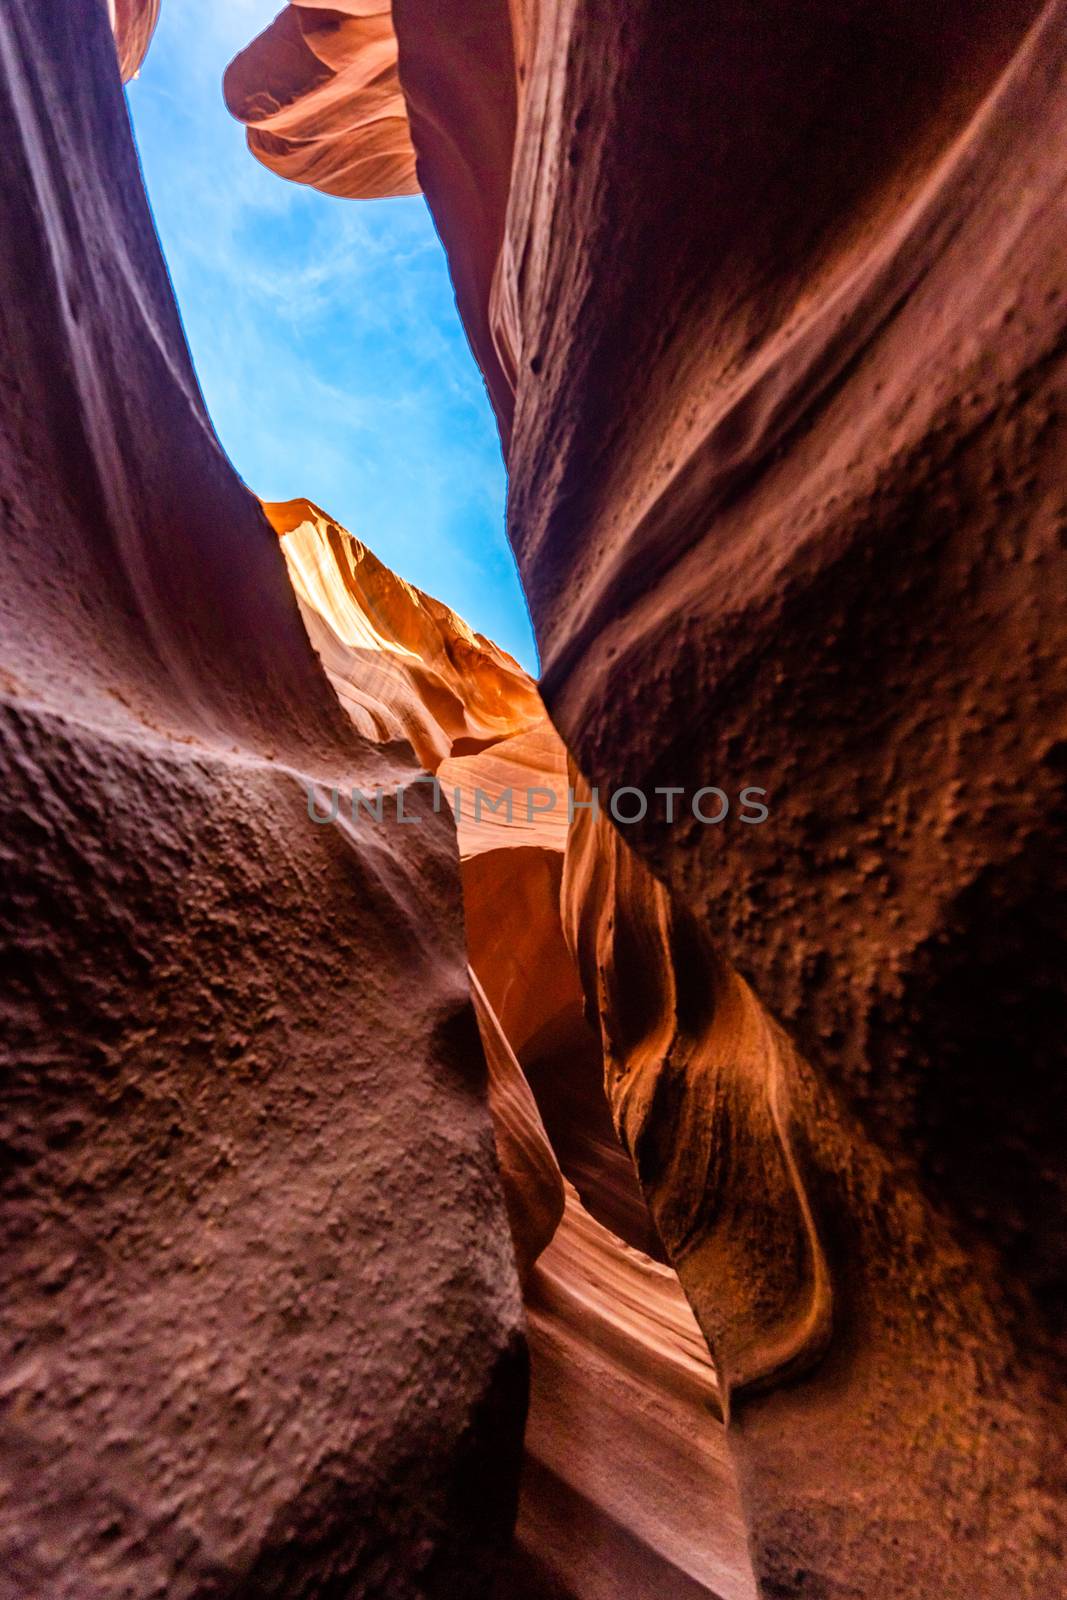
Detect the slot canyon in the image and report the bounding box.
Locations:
[0,0,1064,1596]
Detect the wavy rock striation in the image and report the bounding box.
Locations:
[562,770,832,1409]
[230,0,1067,1594]
[284,515,669,1265]
[411,3,1067,1594]
[0,4,527,1595]
[441,734,667,1263]
[273,497,570,1279]
[286,501,752,1596]
[513,1184,754,1600]
[224,1,418,200]
[469,967,565,1283]
[273,496,543,769]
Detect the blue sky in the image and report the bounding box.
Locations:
[125,0,537,669]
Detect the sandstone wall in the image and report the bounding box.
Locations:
[226,1,1067,1592]
[0,4,527,1593]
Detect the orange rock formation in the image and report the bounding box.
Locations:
[517,1185,754,1600]
[224,2,418,200]
[4,0,1064,1595]
[269,497,542,769]
[469,967,564,1284]
[228,2,1067,1596]
[283,497,755,1595]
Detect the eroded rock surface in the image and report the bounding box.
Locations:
[224,1,418,200]
[286,501,752,1597]
[470,968,564,1283]
[230,0,1067,1594]
[274,496,542,771]
[0,4,526,1594]
[513,1185,754,1600]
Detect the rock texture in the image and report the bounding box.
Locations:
[272,498,570,1281]
[283,531,667,1265]
[274,493,652,1255]
[230,0,1067,1594]
[440,734,666,1262]
[0,3,527,1595]
[273,497,542,771]
[514,1184,754,1600]
[469,968,564,1284]
[562,769,832,1408]
[224,2,418,200]
[286,501,753,1596]
[409,2,1067,1594]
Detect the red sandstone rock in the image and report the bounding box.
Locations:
[470,967,565,1282]
[229,0,1067,1593]
[0,4,526,1594]
[562,767,833,1408]
[274,496,543,771]
[439,722,570,858]
[287,499,751,1592]
[224,2,418,200]
[512,1184,754,1600]
[277,494,642,1269]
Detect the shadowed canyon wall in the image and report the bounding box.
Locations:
[0,4,528,1594]
[228,1,1067,1596]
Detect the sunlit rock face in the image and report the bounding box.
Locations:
[270,496,543,770]
[439,730,667,1262]
[0,4,527,1594]
[231,0,1067,1593]
[562,769,832,1409]
[515,1184,754,1600]
[224,1,418,200]
[282,504,665,1258]
[287,504,753,1597]
[107,0,160,80]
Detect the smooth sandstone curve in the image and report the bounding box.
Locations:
[284,497,753,1596]
[224,2,418,200]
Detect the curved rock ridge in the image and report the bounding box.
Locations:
[470,967,565,1283]
[108,0,160,81]
[433,712,667,1259]
[223,1,418,200]
[272,496,543,770]
[439,721,569,858]
[276,494,752,1593]
[562,770,832,1410]
[438,730,663,1260]
[511,1183,756,1600]
[0,3,528,1594]
[279,490,662,1263]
